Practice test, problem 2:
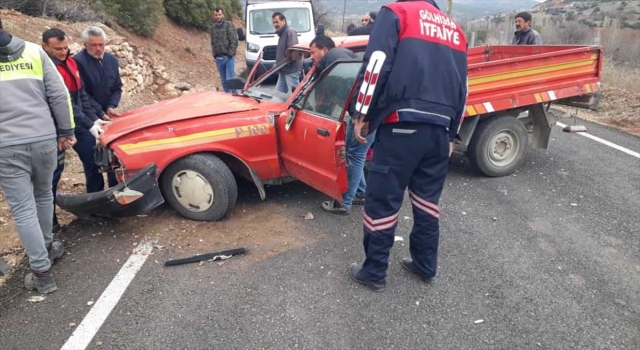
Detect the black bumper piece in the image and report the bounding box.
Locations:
[56,163,164,219]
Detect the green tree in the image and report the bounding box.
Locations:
[163,0,243,30]
[104,0,164,37]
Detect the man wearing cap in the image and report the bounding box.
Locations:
[512,12,542,45]
[349,12,377,36]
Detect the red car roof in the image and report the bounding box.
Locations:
[293,35,369,51]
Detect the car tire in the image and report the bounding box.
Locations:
[467,115,529,177]
[161,153,237,221]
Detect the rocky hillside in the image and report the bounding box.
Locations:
[531,0,640,29]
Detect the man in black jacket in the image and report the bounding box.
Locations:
[349,12,377,36]
[42,28,110,233]
[512,12,542,45]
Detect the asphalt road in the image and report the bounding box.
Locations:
[1,119,639,350]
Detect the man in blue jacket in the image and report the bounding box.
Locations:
[348,0,468,292]
[73,26,120,189]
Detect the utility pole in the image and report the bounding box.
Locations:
[447,0,453,16]
[342,0,347,33]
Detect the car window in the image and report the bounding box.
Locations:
[301,61,363,120]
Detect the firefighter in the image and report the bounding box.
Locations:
[348,0,469,292]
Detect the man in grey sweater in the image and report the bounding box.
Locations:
[0,26,76,294]
[272,12,302,94]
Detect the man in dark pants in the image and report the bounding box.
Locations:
[1,25,76,293]
[348,0,468,292]
[210,7,239,93]
[308,35,375,215]
[74,26,120,190]
[42,28,109,233]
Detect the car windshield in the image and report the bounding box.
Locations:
[249,8,311,34]
[240,60,296,102]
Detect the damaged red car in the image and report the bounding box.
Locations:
[57,37,370,221]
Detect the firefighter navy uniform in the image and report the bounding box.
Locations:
[350,0,468,288]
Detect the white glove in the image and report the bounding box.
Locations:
[94,119,110,128]
[89,124,101,139]
[89,119,110,139]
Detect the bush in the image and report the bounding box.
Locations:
[103,0,164,37]
[0,0,106,22]
[163,0,243,30]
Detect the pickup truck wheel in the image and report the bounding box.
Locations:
[467,115,528,177]
[161,154,237,221]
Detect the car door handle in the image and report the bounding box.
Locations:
[317,128,330,137]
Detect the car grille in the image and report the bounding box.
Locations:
[262,45,277,61]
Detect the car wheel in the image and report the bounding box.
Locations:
[161,153,237,221]
[467,115,528,177]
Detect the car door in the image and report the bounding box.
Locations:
[277,59,363,201]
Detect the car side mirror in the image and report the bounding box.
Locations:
[237,28,245,41]
[316,24,325,36]
[226,77,246,91]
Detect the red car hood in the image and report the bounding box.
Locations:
[101,91,260,144]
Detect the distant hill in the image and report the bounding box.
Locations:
[529,0,640,29]
[316,0,541,18]
[452,0,540,18]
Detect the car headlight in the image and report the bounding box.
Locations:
[247,42,259,53]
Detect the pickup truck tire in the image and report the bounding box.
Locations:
[467,115,528,177]
[161,154,238,221]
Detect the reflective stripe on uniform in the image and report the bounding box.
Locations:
[0,43,44,82]
[0,42,74,129]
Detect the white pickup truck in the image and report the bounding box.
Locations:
[238,0,325,77]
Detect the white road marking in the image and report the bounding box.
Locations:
[61,242,153,350]
[557,122,640,159]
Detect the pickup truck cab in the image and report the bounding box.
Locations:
[57,37,603,222]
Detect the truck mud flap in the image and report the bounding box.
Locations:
[56,163,164,219]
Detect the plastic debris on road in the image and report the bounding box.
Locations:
[394,236,404,242]
[27,296,45,303]
[302,212,314,220]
